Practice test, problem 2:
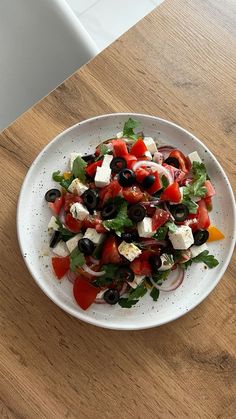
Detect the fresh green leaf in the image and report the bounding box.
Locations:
[153,225,168,240]
[105,195,125,207]
[92,277,113,287]
[182,198,198,214]
[152,270,171,283]
[150,287,160,301]
[103,201,133,233]
[118,283,147,308]
[183,162,207,199]
[69,248,85,272]
[118,298,139,308]
[72,156,87,182]
[172,249,182,263]
[165,221,177,233]
[161,175,169,189]
[55,217,75,241]
[60,176,74,190]
[92,264,118,287]
[95,144,110,161]
[191,250,219,268]
[52,170,64,182]
[122,118,140,139]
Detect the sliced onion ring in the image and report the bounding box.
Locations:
[157,146,175,160]
[89,256,100,265]
[82,264,105,277]
[149,266,184,292]
[138,239,167,248]
[67,271,77,284]
[163,202,175,221]
[132,160,173,185]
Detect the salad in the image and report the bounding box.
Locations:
[45,118,224,310]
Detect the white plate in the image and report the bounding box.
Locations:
[17,113,236,330]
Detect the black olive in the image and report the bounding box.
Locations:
[193,229,209,246]
[128,204,146,222]
[110,157,127,173]
[164,157,180,168]
[45,189,61,203]
[101,203,118,220]
[49,231,61,248]
[81,154,95,163]
[169,204,189,222]
[142,175,155,189]
[116,266,134,282]
[103,289,120,305]
[83,189,99,211]
[120,231,139,243]
[78,238,95,255]
[149,254,162,272]
[118,169,136,187]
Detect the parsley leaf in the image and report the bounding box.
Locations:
[153,225,168,240]
[152,270,171,284]
[150,287,160,301]
[55,217,76,241]
[122,118,140,139]
[182,250,219,269]
[60,175,74,190]
[69,247,85,272]
[161,175,169,189]
[182,198,198,214]
[103,201,133,233]
[184,162,207,199]
[52,170,64,182]
[118,283,147,308]
[72,156,87,183]
[95,144,110,161]
[165,221,177,233]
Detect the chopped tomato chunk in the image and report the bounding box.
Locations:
[52,256,70,279]
[130,138,147,157]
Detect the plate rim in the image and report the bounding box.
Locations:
[17,112,236,330]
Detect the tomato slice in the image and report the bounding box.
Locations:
[65,213,82,233]
[64,192,82,212]
[204,196,212,211]
[123,154,137,169]
[169,150,191,174]
[204,180,216,198]
[86,160,102,177]
[48,196,64,215]
[122,185,145,203]
[197,199,210,229]
[73,276,100,310]
[146,171,162,194]
[130,250,154,276]
[81,215,107,233]
[99,180,122,205]
[135,167,150,183]
[52,256,70,279]
[130,138,147,157]
[101,236,122,265]
[112,139,128,157]
[152,208,170,231]
[160,181,181,203]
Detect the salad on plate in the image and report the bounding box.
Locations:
[45,118,224,310]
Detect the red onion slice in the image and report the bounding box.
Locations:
[157,145,175,160]
[89,256,100,265]
[132,160,173,185]
[163,202,175,221]
[150,266,184,292]
[67,271,77,284]
[138,239,167,248]
[94,282,128,304]
[82,264,105,277]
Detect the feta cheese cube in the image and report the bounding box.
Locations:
[70,202,89,221]
[188,151,202,164]
[144,150,152,160]
[143,137,158,154]
[70,153,82,170]
[168,225,194,250]
[48,216,59,231]
[116,131,123,138]
[128,275,145,289]
[83,228,105,245]
[66,234,83,253]
[102,154,113,167]
[52,241,70,257]
[153,151,164,164]
[68,178,88,196]
[118,241,142,262]
[94,166,111,188]
[190,243,208,258]
[137,217,153,238]
[159,254,175,271]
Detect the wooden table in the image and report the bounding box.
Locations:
[1,0,235,417]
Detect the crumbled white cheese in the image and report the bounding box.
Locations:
[118,241,142,262]
[137,217,153,238]
[70,202,89,221]
[168,225,194,250]
[83,228,105,245]
[143,137,158,154]
[68,178,88,195]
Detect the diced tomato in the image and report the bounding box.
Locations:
[65,213,82,233]
[197,199,210,229]
[101,236,122,265]
[146,171,162,194]
[81,216,107,233]
[64,192,82,212]
[48,196,64,215]
[204,180,216,198]
[204,196,212,211]
[152,208,170,231]
[130,250,154,276]
[135,167,150,183]
[95,223,107,233]
[112,139,128,157]
[85,160,102,177]
[169,150,191,174]
[52,256,70,279]
[160,181,181,203]
[123,154,137,169]
[122,185,145,203]
[130,138,147,157]
[73,276,100,310]
[99,179,122,205]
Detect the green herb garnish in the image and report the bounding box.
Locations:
[95,144,110,161]
[103,201,133,233]
[150,287,160,301]
[165,221,177,233]
[122,118,140,139]
[60,175,74,190]
[55,217,76,241]
[119,283,147,308]
[153,225,168,240]
[92,264,118,287]
[161,175,169,189]
[69,248,85,272]
[182,250,219,269]
[52,170,64,182]
[72,156,87,183]
[183,162,207,199]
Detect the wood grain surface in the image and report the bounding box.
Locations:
[0,0,235,418]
